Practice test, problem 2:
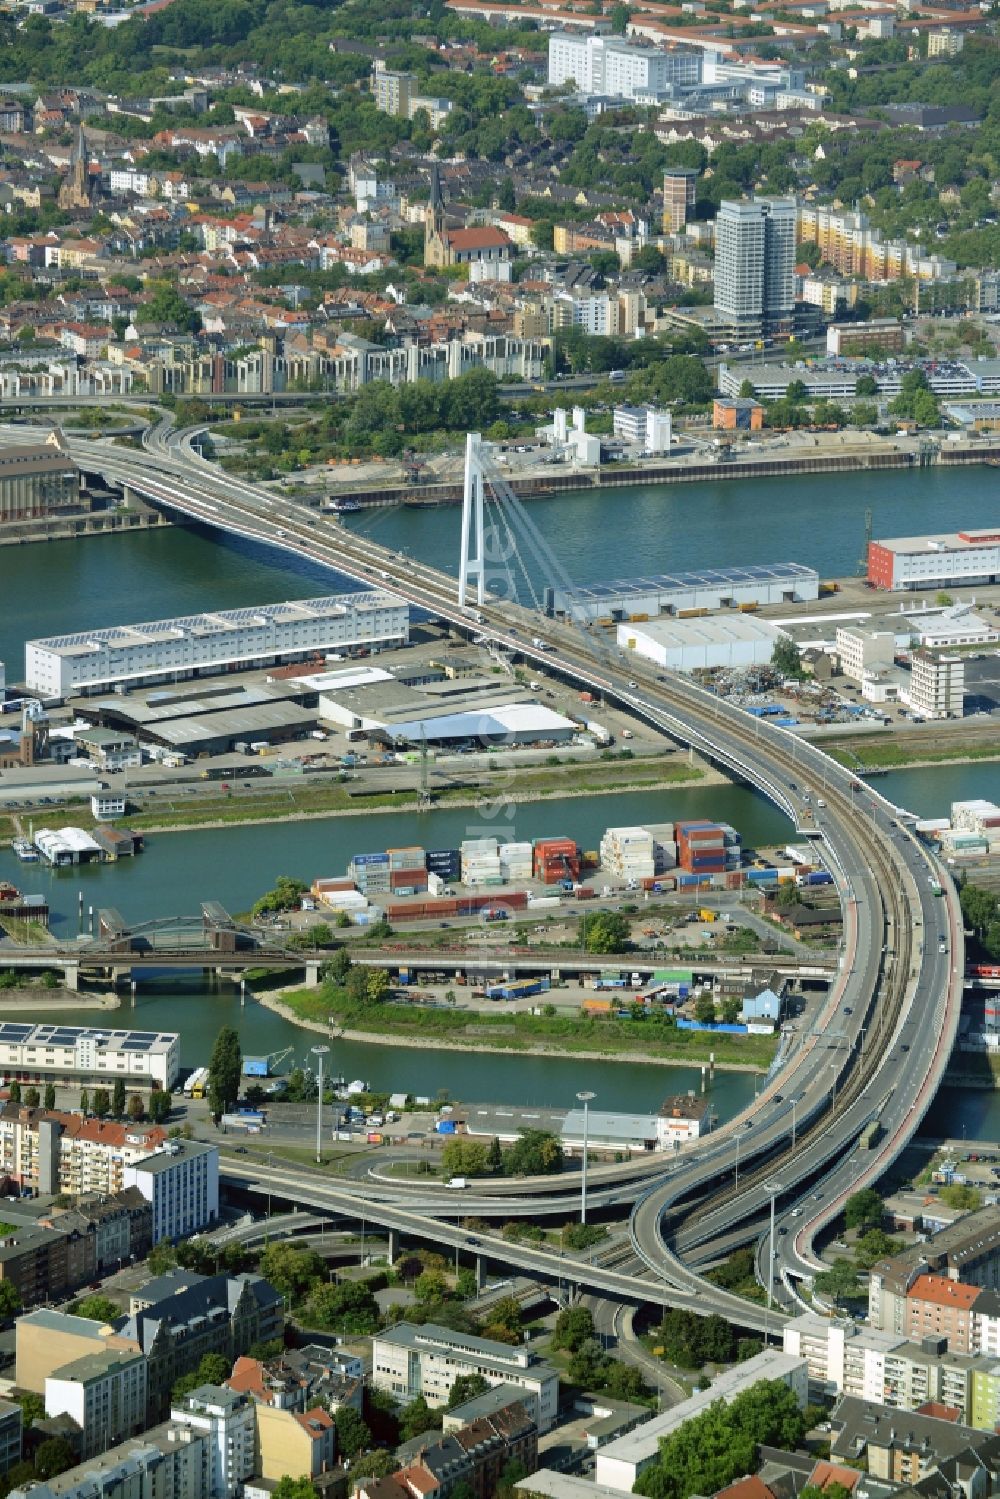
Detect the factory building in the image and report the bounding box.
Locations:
[0,436,81,523]
[25,592,409,697]
[867,530,1000,592]
[554,563,817,624]
[0,1024,179,1092]
[77,680,321,759]
[619,614,783,671]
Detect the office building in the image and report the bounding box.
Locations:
[25,591,409,697]
[663,168,698,233]
[714,197,796,336]
[906,650,964,720]
[594,1350,808,1490]
[371,1323,559,1432]
[868,529,1000,592]
[547,34,700,98]
[45,1348,148,1458]
[836,625,896,682]
[123,1139,219,1244]
[0,437,81,523]
[0,1023,179,1092]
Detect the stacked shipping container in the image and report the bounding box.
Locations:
[534,836,580,885]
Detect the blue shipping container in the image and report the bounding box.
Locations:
[353,852,389,866]
[436,1120,457,1134]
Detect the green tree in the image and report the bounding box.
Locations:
[79,1087,89,1114]
[334,1406,371,1459]
[415,1267,450,1305]
[581,911,630,953]
[940,1183,982,1209]
[272,1479,318,1499]
[8,1082,20,1105]
[23,1086,39,1109]
[771,637,803,679]
[610,1,630,30]
[33,1437,77,1480]
[149,1089,172,1123]
[171,1352,231,1401]
[351,1450,399,1480]
[694,994,716,1024]
[855,374,878,396]
[854,1228,903,1270]
[844,1187,882,1232]
[14,1391,43,1427]
[71,1295,119,1323]
[0,1281,21,1319]
[553,1305,596,1352]
[113,1078,127,1117]
[504,1129,564,1176]
[813,1257,861,1304]
[208,1025,242,1118]
[252,875,308,920]
[738,379,756,399]
[496,176,516,212]
[399,1394,440,1441]
[308,1279,380,1334]
[92,1088,110,1119]
[259,1243,325,1306]
[441,1138,490,1178]
[43,1083,55,1110]
[487,1136,504,1174]
[447,1373,490,1408]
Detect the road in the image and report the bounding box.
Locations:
[8,417,962,1325]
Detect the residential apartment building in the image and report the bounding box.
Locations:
[662,168,698,233]
[784,1313,981,1420]
[0,1402,21,1479]
[371,1323,559,1432]
[797,203,957,283]
[357,1403,536,1499]
[906,649,965,720]
[25,592,409,696]
[17,1307,141,1396]
[830,1395,1000,1488]
[714,197,796,336]
[45,1348,148,1458]
[0,1105,171,1197]
[870,1210,1000,1332]
[173,1386,256,1499]
[868,529,1000,592]
[122,1139,219,1244]
[254,1402,336,1482]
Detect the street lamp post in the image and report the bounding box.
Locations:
[311,1044,330,1165]
[791,1097,797,1149]
[735,1133,740,1190]
[577,1090,596,1224]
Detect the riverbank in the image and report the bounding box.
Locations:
[0,985,119,1011]
[826,736,1000,773]
[4,760,718,843]
[255,986,777,1072]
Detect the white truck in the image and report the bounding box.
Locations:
[445,1177,468,1190]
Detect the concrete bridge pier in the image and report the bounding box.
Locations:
[387,1228,400,1263]
[64,962,79,992]
[111,966,130,987]
[476,1255,485,1293]
[304,961,322,988]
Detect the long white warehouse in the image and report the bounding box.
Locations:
[25,592,409,696]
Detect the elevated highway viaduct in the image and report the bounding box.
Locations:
[9,422,962,1319]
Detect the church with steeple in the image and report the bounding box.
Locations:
[423,160,513,273]
[423,161,449,269]
[58,124,96,212]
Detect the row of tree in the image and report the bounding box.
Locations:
[6,1078,171,1124]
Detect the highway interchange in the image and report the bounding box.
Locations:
[5,415,966,1336]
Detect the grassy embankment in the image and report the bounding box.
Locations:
[276,984,780,1068]
[1,758,705,841]
[825,734,1000,771]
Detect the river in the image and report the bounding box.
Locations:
[1,465,998,1127]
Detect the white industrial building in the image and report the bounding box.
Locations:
[34,826,104,866]
[537,406,602,465]
[619,614,782,671]
[0,1023,180,1091]
[547,34,701,98]
[24,591,409,696]
[612,404,672,454]
[868,529,1000,592]
[555,563,818,624]
[123,1139,220,1244]
[594,1350,808,1491]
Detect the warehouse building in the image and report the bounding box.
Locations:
[304,665,577,748]
[76,679,319,757]
[0,436,81,523]
[554,563,817,624]
[868,529,1000,591]
[619,614,783,671]
[0,1024,179,1092]
[25,591,409,696]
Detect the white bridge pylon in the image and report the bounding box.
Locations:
[458,431,486,607]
